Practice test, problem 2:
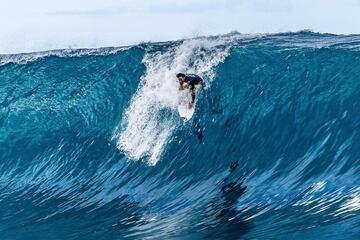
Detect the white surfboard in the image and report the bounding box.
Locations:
[178,89,195,121]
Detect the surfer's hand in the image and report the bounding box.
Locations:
[188,102,193,109]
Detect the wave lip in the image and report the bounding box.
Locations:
[0,46,130,66]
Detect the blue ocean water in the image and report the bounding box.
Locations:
[0,32,359,239]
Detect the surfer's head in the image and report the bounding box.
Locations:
[176,73,186,83]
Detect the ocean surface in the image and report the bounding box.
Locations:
[0,32,359,239]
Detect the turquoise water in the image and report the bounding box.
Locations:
[0,32,359,239]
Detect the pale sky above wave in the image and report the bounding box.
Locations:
[1,0,360,54]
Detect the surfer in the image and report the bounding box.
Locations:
[176,73,204,108]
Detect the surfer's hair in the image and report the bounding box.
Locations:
[176,73,186,78]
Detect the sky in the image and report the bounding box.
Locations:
[1,0,360,54]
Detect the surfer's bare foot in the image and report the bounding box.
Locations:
[188,102,193,109]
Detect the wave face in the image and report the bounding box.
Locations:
[0,32,360,239]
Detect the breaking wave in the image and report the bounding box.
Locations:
[0,32,359,239]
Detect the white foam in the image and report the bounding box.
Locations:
[333,187,360,217]
[115,35,239,165]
